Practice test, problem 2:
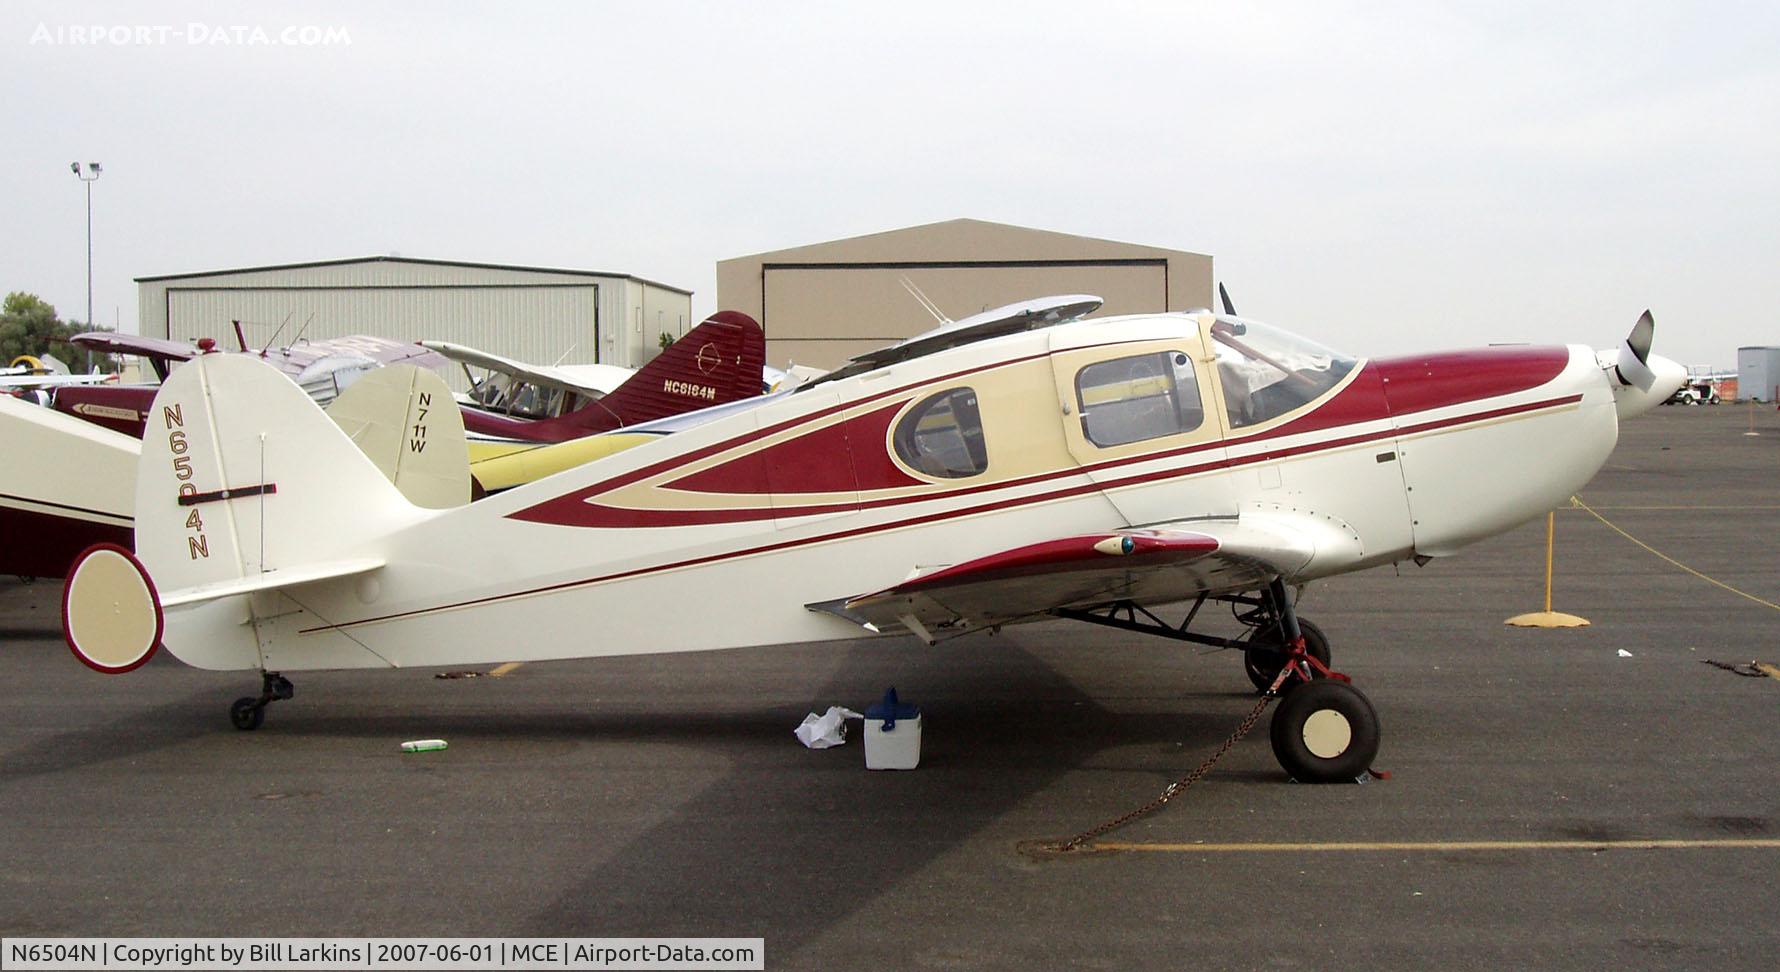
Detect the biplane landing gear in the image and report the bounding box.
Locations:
[229,672,294,731]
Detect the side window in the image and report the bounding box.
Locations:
[894,387,988,478]
[1074,351,1204,447]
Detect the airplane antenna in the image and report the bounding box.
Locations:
[1218,283,1237,316]
[550,344,577,367]
[260,311,296,354]
[258,433,268,573]
[287,312,318,349]
[899,276,951,325]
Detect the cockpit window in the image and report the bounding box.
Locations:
[1211,317,1356,428]
[894,387,988,478]
[468,373,568,419]
[1074,351,1204,447]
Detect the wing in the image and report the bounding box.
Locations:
[70,331,197,363]
[421,340,613,397]
[813,512,1355,644]
[0,373,116,389]
[274,336,449,375]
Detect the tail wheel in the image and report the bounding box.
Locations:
[1269,680,1380,783]
[229,698,265,731]
[1242,617,1331,692]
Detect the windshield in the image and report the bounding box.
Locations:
[1210,316,1356,428]
[465,370,576,419]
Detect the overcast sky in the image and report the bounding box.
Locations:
[5,1,1776,369]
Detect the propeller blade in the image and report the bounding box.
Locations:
[1615,311,1657,390]
[1218,283,1237,316]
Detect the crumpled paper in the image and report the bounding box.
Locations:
[794,706,864,749]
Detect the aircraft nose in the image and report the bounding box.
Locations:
[1614,352,1687,420]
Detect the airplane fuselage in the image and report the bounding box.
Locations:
[146,311,1626,672]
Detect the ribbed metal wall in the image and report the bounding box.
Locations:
[138,258,694,379]
[167,285,598,392]
[1738,347,1780,402]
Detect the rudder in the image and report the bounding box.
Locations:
[575,310,766,430]
[326,364,470,508]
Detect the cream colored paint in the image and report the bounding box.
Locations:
[66,549,159,668]
[1302,709,1354,758]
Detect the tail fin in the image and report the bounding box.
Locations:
[570,310,765,430]
[326,365,470,509]
[116,352,429,669]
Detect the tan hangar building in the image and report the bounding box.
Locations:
[717,218,1214,371]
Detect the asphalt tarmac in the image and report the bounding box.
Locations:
[3,404,1777,970]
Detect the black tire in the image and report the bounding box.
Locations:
[1269,680,1380,783]
[229,697,265,731]
[1243,618,1331,692]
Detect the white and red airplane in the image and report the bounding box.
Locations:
[59,294,1684,782]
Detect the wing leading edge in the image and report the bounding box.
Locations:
[814,514,1344,643]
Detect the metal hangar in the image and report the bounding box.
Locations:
[135,256,693,379]
[716,218,1213,370]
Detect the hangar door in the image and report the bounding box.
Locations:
[167,285,600,391]
[762,261,1169,370]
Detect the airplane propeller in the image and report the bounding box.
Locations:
[1218,283,1237,316]
[1613,310,1658,391]
[1602,309,1685,418]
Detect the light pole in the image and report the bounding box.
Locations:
[70,161,102,327]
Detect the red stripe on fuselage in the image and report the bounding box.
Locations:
[513,344,1578,530]
[504,346,1073,527]
[664,399,922,495]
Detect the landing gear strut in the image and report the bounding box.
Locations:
[1243,617,1331,693]
[229,672,294,731]
[1053,577,1381,782]
[1254,577,1380,782]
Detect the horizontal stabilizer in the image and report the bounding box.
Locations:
[158,557,386,607]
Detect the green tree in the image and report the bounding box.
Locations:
[0,292,115,373]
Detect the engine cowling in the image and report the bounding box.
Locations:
[1597,311,1686,419]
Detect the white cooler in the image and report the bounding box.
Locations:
[863,687,922,770]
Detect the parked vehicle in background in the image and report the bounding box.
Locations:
[1665,379,1722,405]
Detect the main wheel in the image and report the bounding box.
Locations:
[1269,680,1380,783]
[229,697,265,731]
[1243,618,1331,692]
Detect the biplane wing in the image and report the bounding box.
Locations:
[2,352,115,390]
[421,340,634,399]
[820,513,1361,644]
[68,333,197,380]
[69,332,197,361]
[0,372,115,389]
